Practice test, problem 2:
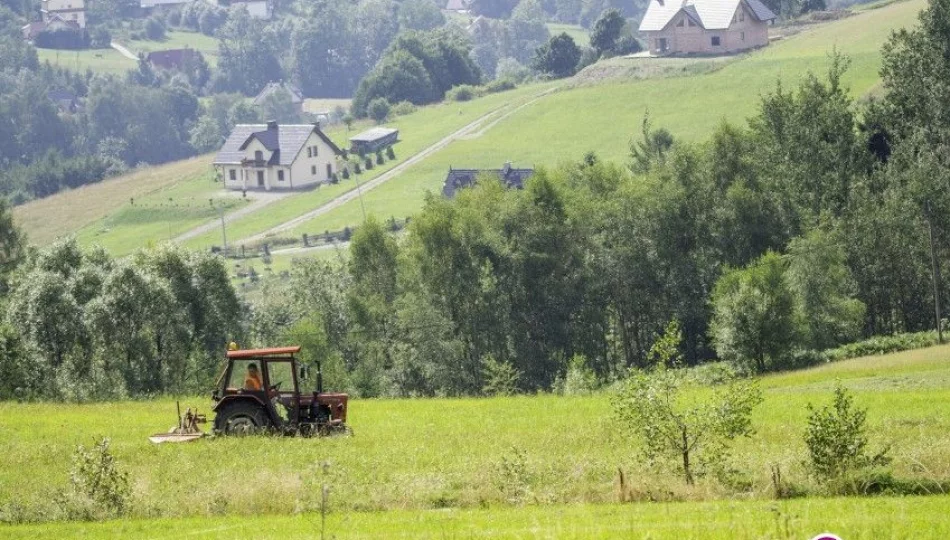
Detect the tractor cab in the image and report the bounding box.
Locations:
[212,346,349,436]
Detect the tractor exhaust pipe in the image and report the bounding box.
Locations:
[316,360,324,394]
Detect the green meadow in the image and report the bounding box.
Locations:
[35,47,136,75]
[2,344,949,536]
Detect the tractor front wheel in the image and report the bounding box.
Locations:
[214,401,270,436]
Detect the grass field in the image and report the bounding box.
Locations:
[35,47,136,75]
[8,495,950,539]
[12,155,213,247]
[123,30,221,67]
[547,22,590,46]
[282,0,926,236]
[2,344,949,535]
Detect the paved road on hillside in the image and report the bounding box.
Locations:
[110,42,138,60]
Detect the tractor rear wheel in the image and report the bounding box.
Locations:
[214,401,270,435]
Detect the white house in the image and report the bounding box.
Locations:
[638,0,775,55]
[213,121,343,191]
[41,0,86,27]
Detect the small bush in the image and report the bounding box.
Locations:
[341,167,350,180]
[58,437,131,520]
[368,97,391,124]
[492,445,532,503]
[386,146,395,160]
[144,17,166,41]
[354,162,362,174]
[824,331,939,362]
[376,151,384,165]
[804,384,891,487]
[447,85,479,102]
[553,354,598,395]
[485,78,516,94]
[365,157,373,170]
[390,101,417,116]
[482,354,520,397]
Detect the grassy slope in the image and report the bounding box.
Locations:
[285,0,924,236]
[8,496,950,539]
[34,47,135,75]
[1,344,949,532]
[12,155,214,247]
[547,22,590,46]
[123,30,221,67]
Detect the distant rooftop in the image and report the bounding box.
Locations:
[349,127,399,143]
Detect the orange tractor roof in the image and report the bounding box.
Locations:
[226,346,301,359]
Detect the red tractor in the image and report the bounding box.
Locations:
[212,346,350,436]
[149,345,349,443]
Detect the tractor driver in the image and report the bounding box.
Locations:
[244,363,263,391]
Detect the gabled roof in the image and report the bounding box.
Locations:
[253,81,304,106]
[639,0,775,31]
[214,123,342,166]
[442,163,535,198]
[349,127,399,143]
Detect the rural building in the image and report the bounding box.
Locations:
[443,0,469,11]
[21,17,80,40]
[48,88,80,113]
[253,81,304,113]
[349,127,399,155]
[213,121,343,191]
[146,48,195,70]
[638,0,775,55]
[442,163,535,198]
[41,0,86,28]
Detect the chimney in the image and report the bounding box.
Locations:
[266,120,278,131]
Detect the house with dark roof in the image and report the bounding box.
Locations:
[213,121,343,191]
[638,0,775,55]
[349,127,399,155]
[48,88,80,113]
[146,48,195,70]
[21,15,80,40]
[442,163,535,198]
[253,81,304,113]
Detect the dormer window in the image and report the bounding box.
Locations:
[254,150,263,161]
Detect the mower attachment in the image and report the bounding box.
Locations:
[148,401,207,444]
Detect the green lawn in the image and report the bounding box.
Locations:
[34,47,135,75]
[547,22,590,46]
[123,30,221,66]
[73,167,245,255]
[7,495,950,539]
[1,343,949,530]
[285,0,926,236]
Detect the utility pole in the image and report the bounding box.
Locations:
[927,200,943,344]
[219,207,228,257]
[352,164,367,223]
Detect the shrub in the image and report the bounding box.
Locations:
[386,146,395,160]
[58,438,131,520]
[390,101,417,116]
[447,84,478,102]
[553,354,598,395]
[354,162,362,174]
[482,354,520,396]
[823,331,938,362]
[368,97,391,124]
[376,151,384,165]
[614,35,642,56]
[89,27,112,49]
[341,167,350,180]
[485,78,516,94]
[804,384,891,487]
[144,17,166,41]
[365,157,373,170]
[34,28,90,50]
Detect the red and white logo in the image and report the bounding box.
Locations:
[810,534,842,540]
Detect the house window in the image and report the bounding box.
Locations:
[677,19,684,27]
[307,147,312,158]
[277,170,285,181]
[711,36,721,46]
[687,19,696,27]
[311,145,318,157]
[311,165,316,175]
[254,150,263,161]
[229,169,236,181]
[740,10,745,21]
[741,31,745,41]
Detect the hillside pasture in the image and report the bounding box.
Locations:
[1,344,949,529]
[34,47,135,75]
[285,0,926,237]
[12,155,213,247]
